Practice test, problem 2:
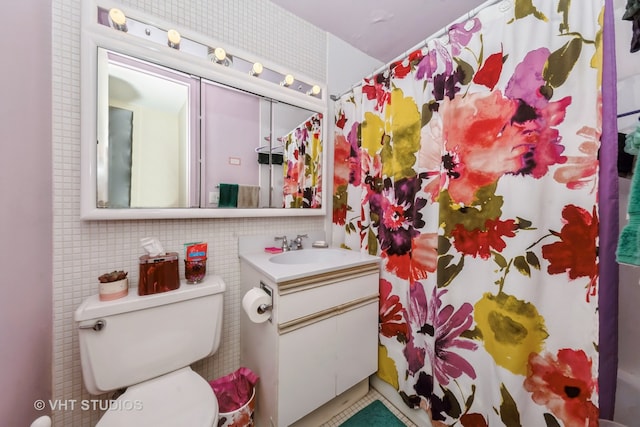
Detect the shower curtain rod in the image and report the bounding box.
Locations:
[618,108,640,118]
[330,0,509,101]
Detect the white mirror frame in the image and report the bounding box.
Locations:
[80,0,328,220]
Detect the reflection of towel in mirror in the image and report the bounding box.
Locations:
[237,185,260,208]
[218,183,238,208]
[617,156,640,266]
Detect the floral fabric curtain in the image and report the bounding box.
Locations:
[282,112,323,208]
[332,1,604,425]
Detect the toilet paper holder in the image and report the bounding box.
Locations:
[258,282,273,317]
[257,303,272,314]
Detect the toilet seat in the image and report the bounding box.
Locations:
[97,367,218,427]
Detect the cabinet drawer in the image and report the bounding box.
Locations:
[278,271,379,325]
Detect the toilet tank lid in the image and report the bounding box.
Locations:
[74,275,225,322]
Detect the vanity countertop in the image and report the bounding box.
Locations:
[239,247,380,283]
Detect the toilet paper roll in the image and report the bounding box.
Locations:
[242,287,272,323]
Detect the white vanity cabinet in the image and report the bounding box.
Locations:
[240,260,380,427]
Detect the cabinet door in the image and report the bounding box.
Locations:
[335,302,379,395]
[279,318,335,427]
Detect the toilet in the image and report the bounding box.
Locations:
[74,276,226,426]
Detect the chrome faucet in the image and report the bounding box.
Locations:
[275,234,308,251]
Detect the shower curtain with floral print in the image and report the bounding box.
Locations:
[332,1,604,425]
[283,113,323,208]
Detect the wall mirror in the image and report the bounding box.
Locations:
[81,0,327,220]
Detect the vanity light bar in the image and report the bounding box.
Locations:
[98,7,323,99]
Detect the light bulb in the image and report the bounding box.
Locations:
[167,29,181,49]
[214,47,226,62]
[108,8,127,32]
[250,62,263,76]
[281,74,294,87]
[307,85,321,96]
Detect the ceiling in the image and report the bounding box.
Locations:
[269,0,487,63]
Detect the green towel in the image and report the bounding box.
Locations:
[617,157,640,265]
[617,217,640,265]
[219,183,238,208]
[625,126,640,155]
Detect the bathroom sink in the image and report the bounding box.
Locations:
[269,248,345,265]
[239,236,380,283]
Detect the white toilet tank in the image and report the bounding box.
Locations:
[75,276,225,395]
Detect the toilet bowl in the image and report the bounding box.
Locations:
[30,416,51,427]
[75,276,226,426]
[97,368,218,426]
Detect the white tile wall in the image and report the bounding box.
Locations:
[51,1,326,425]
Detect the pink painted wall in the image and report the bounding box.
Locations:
[0,2,53,425]
[202,80,261,205]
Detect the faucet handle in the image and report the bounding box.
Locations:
[275,235,289,251]
[294,234,308,249]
